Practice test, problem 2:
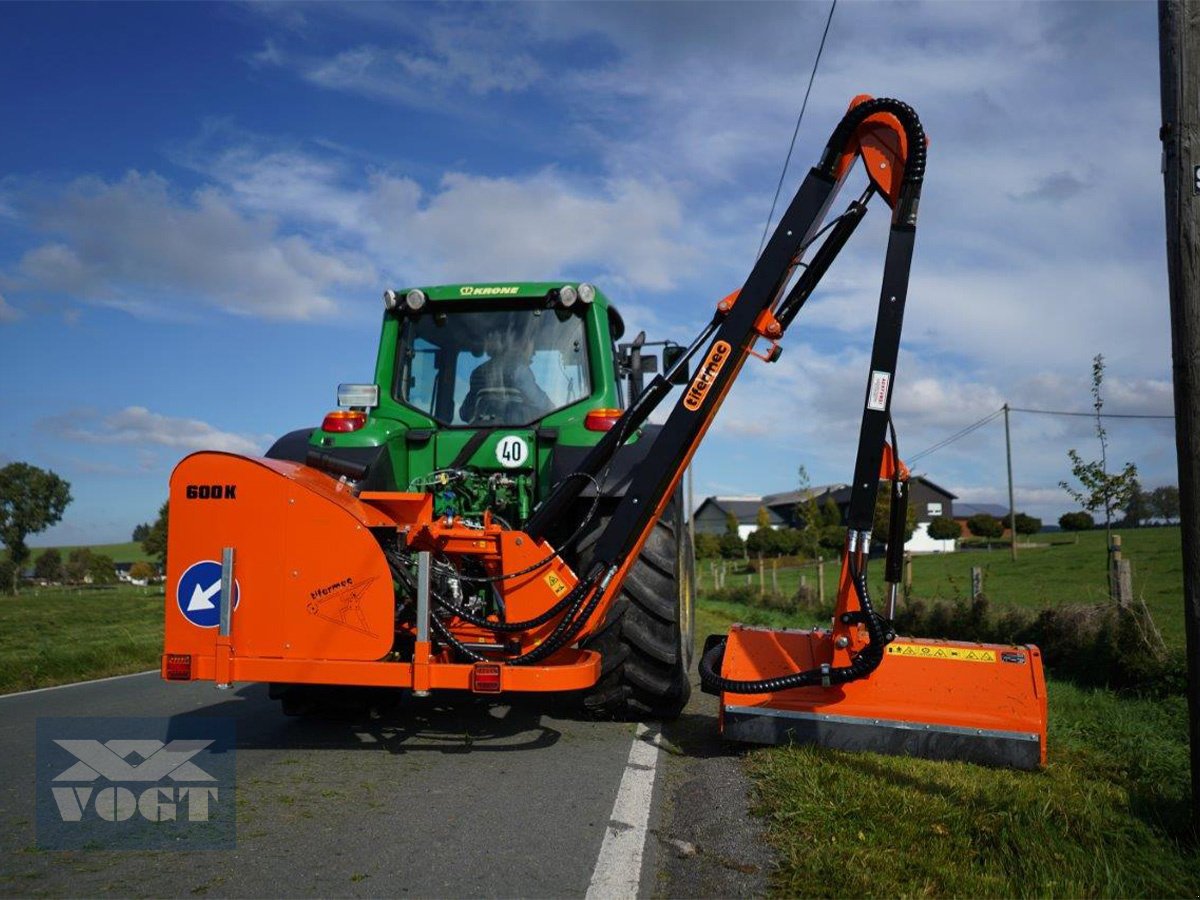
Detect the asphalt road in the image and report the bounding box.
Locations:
[0,671,772,898]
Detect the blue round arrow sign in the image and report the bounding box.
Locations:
[176,560,240,628]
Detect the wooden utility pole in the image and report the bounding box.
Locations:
[1159,0,1200,832]
[1004,403,1017,561]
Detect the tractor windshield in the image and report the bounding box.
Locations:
[394,301,592,426]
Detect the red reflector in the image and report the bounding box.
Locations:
[471,663,502,694]
[584,408,623,432]
[165,654,192,680]
[322,410,367,433]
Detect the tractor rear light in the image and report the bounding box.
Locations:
[322,410,367,433]
[471,663,502,694]
[585,408,623,432]
[165,654,192,680]
[406,289,427,310]
[558,285,579,307]
[383,289,400,310]
[578,282,596,304]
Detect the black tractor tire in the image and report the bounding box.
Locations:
[574,496,695,720]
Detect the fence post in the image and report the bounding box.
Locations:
[817,558,825,604]
[1114,558,1134,609]
[971,566,983,600]
[904,552,913,598]
[771,558,778,595]
[758,554,765,598]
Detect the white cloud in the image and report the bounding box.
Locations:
[40,406,271,456]
[197,144,698,291]
[15,171,374,320]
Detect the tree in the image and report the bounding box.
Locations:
[88,553,117,585]
[1013,512,1042,536]
[928,516,961,541]
[1058,354,1139,548]
[694,533,721,559]
[1059,511,1095,532]
[0,557,14,597]
[724,511,740,538]
[718,532,745,560]
[1150,485,1180,524]
[0,463,72,593]
[1120,480,1149,527]
[873,481,916,550]
[967,513,1004,539]
[755,505,771,529]
[142,501,168,568]
[131,522,151,542]
[746,527,780,558]
[34,548,64,582]
[129,561,155,583]
[65,548,94,583]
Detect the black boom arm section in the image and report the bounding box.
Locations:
[528,97,927,587]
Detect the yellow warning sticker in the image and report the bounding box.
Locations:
[887,643,996,663]
[544,572,569,598]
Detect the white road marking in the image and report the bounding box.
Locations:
[586,723,661,899]
[0,670,159,700]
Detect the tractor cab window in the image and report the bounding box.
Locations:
[395,301,592,426]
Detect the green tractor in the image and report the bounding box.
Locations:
[266,281,695,718]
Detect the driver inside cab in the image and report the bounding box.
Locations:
[459,330,553,424]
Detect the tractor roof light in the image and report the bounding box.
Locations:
[322,410,367,433]
[558,284,579,307]
[406,289,427,311]
[337,383,379,409]
[383,289,401,310]
[578,282,596,304]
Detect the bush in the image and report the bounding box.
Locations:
[0,557,14,595]
[718,532,745,560]
[927,516,960,541]
[1014,512,1042,535]
[967,513,1003,539]
[1059,511,1095,532]
[694,532,721,559]
[893,594,1183,696]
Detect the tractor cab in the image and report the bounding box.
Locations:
[276,282,685,531]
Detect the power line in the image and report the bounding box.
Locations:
[907,408,1004,464]
[756,0,837,258]
[907,402,1174,466]
[1008,405,1174,420]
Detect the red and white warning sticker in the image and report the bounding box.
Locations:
[867,370,891,411]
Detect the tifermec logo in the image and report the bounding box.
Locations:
[37,717,235,850]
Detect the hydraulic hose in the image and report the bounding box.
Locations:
[815,97,926,227]
[698,553,890,694]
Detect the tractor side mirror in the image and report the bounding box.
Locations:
[663,345,689,385]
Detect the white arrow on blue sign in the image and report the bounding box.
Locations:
[176,560,240,628]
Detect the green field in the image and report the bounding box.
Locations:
[697,597,1200,898]
[700,526,1186,644]
[0,585,163,693]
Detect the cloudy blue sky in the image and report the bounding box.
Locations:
[0,1,1176,546]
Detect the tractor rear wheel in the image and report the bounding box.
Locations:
[575,498,694,720]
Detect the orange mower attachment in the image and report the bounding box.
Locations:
[162,452,602,695]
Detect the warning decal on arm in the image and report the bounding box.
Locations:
[886,642,997,663]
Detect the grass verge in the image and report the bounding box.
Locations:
[697,597,1199,897]
[0,585,163,694]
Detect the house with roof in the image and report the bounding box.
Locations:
[694,475,961,553]
[692,496,787,539]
